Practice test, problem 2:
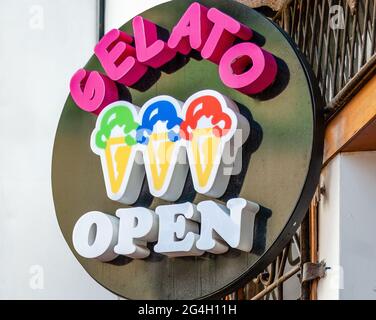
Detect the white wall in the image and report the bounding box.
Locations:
[0,0,117,299]
[339,152,376,299]
[105,0,171,31]
[318,152,376,300]
[317,156,341,299]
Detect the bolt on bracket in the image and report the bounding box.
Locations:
[301,260,327,284]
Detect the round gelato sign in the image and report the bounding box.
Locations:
[52,0,323,299]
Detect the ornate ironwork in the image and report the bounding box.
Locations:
[237,0,291,11]
[272,0,376,115]
[224,231,302,300]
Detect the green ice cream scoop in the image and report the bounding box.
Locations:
[95,105,139,149]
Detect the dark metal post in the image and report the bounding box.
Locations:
[98,0,105,41]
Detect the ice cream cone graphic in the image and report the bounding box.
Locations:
[146,132,176,191]
[137,96,188,201]
[189,128,221,188]
[181,90,250,197]
[91,102,144,204]
[103,137,133,194]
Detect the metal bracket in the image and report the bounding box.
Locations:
[301,261,327,284]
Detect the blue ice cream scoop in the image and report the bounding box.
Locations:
[136,99,182,145]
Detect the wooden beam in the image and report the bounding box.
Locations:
[323,75,376,166]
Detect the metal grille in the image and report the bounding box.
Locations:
[273,0,376,112]
[224,230,303,300]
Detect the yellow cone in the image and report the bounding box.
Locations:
[104,137,133,194]
[190,128,221,188]
[146,133,176,192]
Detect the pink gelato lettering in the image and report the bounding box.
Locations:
[219,42,277,94]
[70,69,118,115]
[201,8,253,64]
[94,29,148,86]
[70,2,280,116]
[168,2,212,55]
[133,16,176,68]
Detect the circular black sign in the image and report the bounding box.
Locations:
[52,0,323,299]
